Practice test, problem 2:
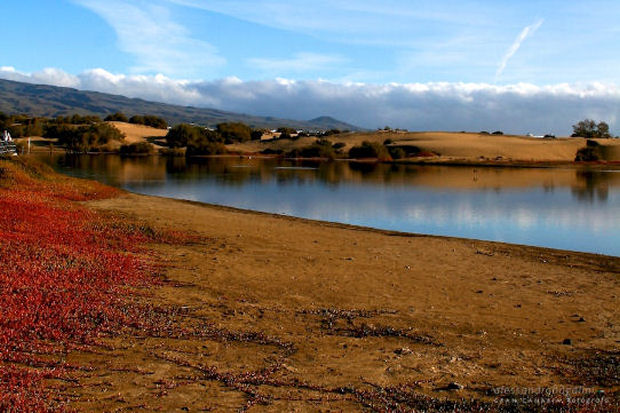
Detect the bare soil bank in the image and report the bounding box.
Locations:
[62,193,620,411]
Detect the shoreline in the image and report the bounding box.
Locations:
[142,192,620,260]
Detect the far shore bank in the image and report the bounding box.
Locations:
[15,122,620,169]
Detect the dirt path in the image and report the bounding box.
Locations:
[67,193,619,411]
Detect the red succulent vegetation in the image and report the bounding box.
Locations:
[0,159,187,411]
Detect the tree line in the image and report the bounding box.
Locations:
[571,119,613,139]
[165,122,260,155]
[104,112,168,129]
[0,111,169,152]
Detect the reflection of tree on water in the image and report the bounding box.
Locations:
[542,182,555,193]
[348,161,379,175]
[180,157,264,186]
[165,156,189,174]
[571,171,609,202]
[42,155,619,202]
[59,154,168,187]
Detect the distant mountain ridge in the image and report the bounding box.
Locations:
[0,78,361,131]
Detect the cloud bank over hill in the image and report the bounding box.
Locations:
[1,66,618,135]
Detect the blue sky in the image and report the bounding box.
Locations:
[0,0,619,133]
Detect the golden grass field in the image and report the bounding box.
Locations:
[108,121,169,148]
[230,131,620,163]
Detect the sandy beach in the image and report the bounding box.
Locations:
[50,191,618,411]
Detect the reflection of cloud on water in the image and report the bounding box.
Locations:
[514,211,536,229]
[397,204,617,233]
[159,180,618,231]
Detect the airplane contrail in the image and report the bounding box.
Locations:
[496,19,544,81]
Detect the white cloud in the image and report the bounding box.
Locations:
[73,0,225,77]
[1,67,618,136]
[0,67,80,88]
[496,19,544,81]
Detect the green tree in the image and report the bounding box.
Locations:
[24,118,43,137]
[596,121,610,138]
[186,129,226,156]
[166,124,201,148]
[277,127,297,140]
[142,115,168,129]
[129,115,145,125]
[348,141,391,160]
[125,114,167,129]
[572,119,611,139]
[85,122,125,144]
[105,112,128,122]
[287,139,336,159]
[217,122,251,143]
[251,129,266,140]
[53,123,125,152]
[388,147,406,159]
[120,142,155,155]
[44,124,75,140]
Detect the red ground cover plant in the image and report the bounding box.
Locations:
[0,159,186,411]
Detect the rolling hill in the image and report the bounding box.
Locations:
[0,78,361,131]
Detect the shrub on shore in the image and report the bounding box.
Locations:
[159,147,186,156]
[0,158,195,411]
[45,122,125,153]
[104,112,129,122]
[287,139,336,159]
[166,124,202,148]
[186,141,227,156]
[217,122,252,143]
[129,114,168,129]
[575,142,603,162]
[166,124,229,156]
[388,147,406,159]
[119,141,156,155]
[261,148,284,155]
[349,141,391,160]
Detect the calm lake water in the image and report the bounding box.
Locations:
[38,154,620,256]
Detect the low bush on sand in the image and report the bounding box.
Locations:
[0,158,190,410]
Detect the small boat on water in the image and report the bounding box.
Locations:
[1,130,17,156]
